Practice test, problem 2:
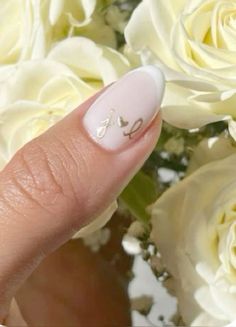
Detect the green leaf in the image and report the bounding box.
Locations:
[120,170,158,223]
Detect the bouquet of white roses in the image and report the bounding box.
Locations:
[1,0,236,326]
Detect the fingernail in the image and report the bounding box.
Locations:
[83,66,165,151]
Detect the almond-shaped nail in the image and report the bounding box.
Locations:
[83,66,165,151]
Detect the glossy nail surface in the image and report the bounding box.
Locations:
[83,66,165,151]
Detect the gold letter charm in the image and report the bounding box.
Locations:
[96,110,115,139]
[123,118,144,139]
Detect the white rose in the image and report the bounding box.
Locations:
[151,144,236,325]
[0,36,130,168]
[0,0,116,64]
[125,0,236,129]
[187,135,236,174]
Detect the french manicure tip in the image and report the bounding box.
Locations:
[132,65,165,94]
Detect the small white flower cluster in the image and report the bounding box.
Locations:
[83,228,111,253]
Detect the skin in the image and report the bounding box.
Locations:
[0,89,162,326]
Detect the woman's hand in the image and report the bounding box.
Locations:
[0,66,164,326]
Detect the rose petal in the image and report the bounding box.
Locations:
[72,201,118,238]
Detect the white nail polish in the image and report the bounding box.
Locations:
[83,65,165,151]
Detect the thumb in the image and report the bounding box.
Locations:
[0,66,164,318]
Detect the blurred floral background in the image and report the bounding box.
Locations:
[2,0,236,326]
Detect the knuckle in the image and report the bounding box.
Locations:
[50,135,90,205]
[0,134,92,228]
[4,140,74,214]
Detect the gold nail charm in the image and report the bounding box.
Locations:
[96,110,115,139]
[117,116,129,128]
[123,118,144,139]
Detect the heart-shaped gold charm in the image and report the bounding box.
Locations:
[117,116,129,128]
